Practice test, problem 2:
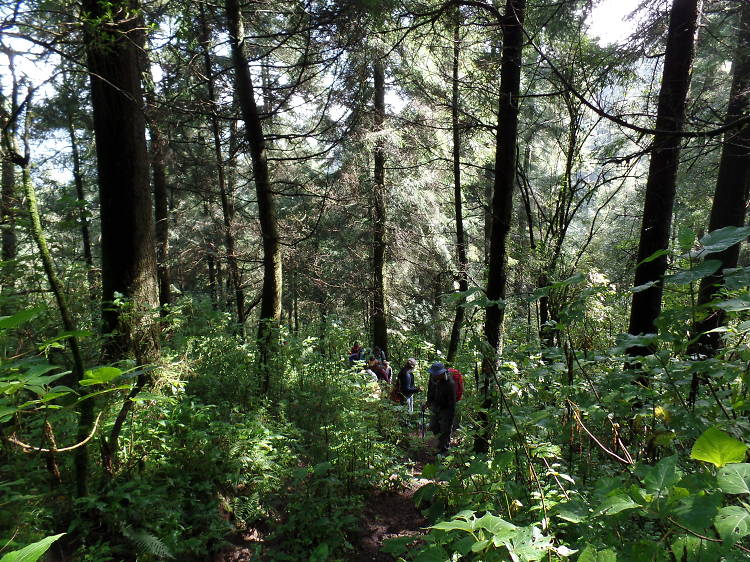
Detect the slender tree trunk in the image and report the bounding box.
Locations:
[144,80,172,315]
[1,78,17,313]
[226,0,283,393]
[476,0,526,454]
[447,9,468,364]
[627,0,702,353]
[66,114,96,305]
[152,125,171,314]
[207,251,217,309]
[692,2,750,354]
[1,157,16,310]
[4,97,89,494]
[372,59,388,355]
[199,2,246,332]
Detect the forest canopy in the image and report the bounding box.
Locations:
[1,0,750,560]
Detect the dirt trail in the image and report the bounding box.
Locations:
[216,435,437,561]
[351,435,435,561]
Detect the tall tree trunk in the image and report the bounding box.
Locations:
[83,0,160,476]
[692,2,750,355]
[66,113,96,305]
[152,124,171,314]
[199,2,246,332]
[1,157,16,309]
[143,72,172,315]
[82,0,160,364]
[447,9,468,364]
[372,59,388,355]
[476,0,525,454]
[1,72,17,313]
[627,0,702,354]
[226,0,283,393]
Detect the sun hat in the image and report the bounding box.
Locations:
[428,361,447,376]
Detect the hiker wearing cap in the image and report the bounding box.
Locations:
[397,358,421,414]
[424,361,457,454]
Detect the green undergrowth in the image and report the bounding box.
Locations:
[0,310,419,561]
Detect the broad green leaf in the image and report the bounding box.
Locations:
[613,333,658,353]
[666,260,721,285]
[715,296,750,312]
[0,404,18,422]
[413,545,449,562]
[23,363,60,379]
[715,505,750,542]
[691,427,748,468]
[38,330,92,351]
[470,539,490,553]
[413,482,437,507]
[643,455,681,494]
[552,499,589,523]
[723,267,750,290]
[671,535,722,562]
[672,494,722,532]
[699,226,750,255]
[638,248,670,266]
[678,228,697,252]
[468,459,490,476]
[577,545,617,562]
[718,464,750,494]
[0,307,44,331]
[80,366,123,386]
[474,512,516,537]
[552,272,586,288]
[0,533,65,562]
[598,492,640,515]
[431,519,474,532]
[421,463,438,479]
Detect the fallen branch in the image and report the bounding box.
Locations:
[6,412,103,453]
[568,403,634,466]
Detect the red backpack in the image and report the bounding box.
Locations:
[447,368,464,401]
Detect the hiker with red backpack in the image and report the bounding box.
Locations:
[424,361,458,455]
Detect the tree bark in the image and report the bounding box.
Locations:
[199,2,246,332]
[82,0,160,365]
[692,2,750,355]
[627,0,702,353]
[1,75,17,313]
[447,9,469,364]
[66,109,96,306]
[144,76,172,315]
[476,0,525,454]
[226,0,283,393]
[372,59,388,355]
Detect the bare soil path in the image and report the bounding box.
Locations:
[350,434,436,561]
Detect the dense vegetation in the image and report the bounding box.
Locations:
[1,0,750,560]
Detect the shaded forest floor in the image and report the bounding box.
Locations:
[351,434,434,561]
[216,431,436,561]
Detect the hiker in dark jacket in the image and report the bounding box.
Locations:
[424,361,457,454]
[397,358,421,413]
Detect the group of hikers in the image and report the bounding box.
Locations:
[348,342,464,455]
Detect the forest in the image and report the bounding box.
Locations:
[1,0,750,560]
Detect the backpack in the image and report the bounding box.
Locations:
[389,379,402,403]
[447,368,464,401]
